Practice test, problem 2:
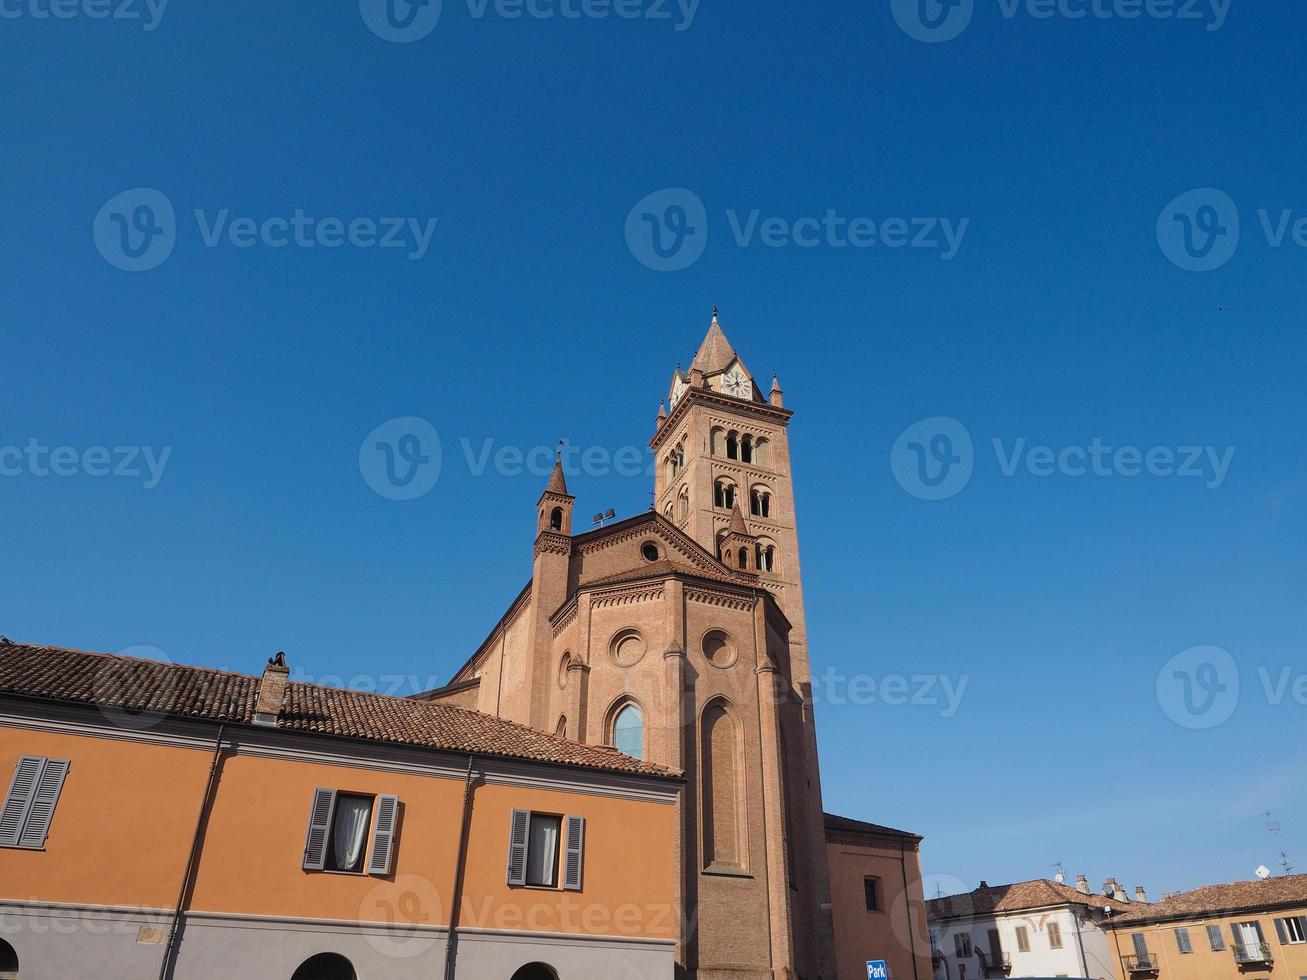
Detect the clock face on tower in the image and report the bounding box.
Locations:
[722,366,753,401]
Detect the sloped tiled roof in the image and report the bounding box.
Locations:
[690,317,738,375]
[1105,875,1307,926]
[825,812,923,842]
[0,641,677,779]
[930,879,1139,920]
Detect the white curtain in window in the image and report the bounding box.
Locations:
[527,816,560,886]
[333,796,372,870]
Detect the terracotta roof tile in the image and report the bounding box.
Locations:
[930,879,1139,919]
[1105,875,1307,926]
[0,641,677,780]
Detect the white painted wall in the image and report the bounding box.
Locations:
[932,905,1119,980]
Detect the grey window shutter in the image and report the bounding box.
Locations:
[1132,934,1148,956]
[367,794,400,876]
[1231,924,1243,948]
[507,809,530,886]
[1275,919,1290,944]
[17,758,69,849]
[563,814,585,891]
[0,756,47,847]
[302,788,337,871]
[1208,925,1225,950]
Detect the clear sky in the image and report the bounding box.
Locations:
[2,0,1305,900]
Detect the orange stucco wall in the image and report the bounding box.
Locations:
[828,838,934,980]
[1106,911,1307,980]
[1,721,678,941]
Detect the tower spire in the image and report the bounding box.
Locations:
[691,308,738,375]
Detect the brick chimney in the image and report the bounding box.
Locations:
[1135,885,1148,903]
[1075,874,1091,895]
[253,652,289,727]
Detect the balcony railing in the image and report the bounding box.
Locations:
[1123,953,1161,973]
[979,953,1012,975]
[1233,943,1273,965]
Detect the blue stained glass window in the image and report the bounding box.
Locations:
[613,705,644,760]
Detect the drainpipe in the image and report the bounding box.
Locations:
[443,755,478,980]
[1073,909,1090,979]
[157,712,231,980]
[901,846,922,980]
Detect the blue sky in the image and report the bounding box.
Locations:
[3,0,1305,899]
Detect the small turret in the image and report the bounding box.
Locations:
[537,453,574,535]
[770,374,784,408]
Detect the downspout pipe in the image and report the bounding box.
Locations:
[901,845,922,980]
[157,711,231,980]
[443,755,478,980]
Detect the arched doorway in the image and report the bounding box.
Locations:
[510,964,558,980]
[0,939,17,980]
[290,953,355,980]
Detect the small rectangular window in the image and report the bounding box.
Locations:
[526,813,563,888]
[1016,926,1031,952]
[988,928,1004,962]
[1048,922,1063,949]
[1175,928,1193,953]
[956,934,974,958]
[1208,925,1226,951]
[1277,917,1307,945]
[865,877,881,912]
[325,793,374,873]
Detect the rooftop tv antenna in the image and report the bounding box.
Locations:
[1266,811,1295,875]
[1052,862,1067,884]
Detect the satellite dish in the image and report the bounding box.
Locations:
[1055,873,1066,883]
[1256,866,1272,880]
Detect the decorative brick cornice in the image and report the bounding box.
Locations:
[650,388,792,453]
[591,584,664,610]
[686,588,754,612]
[534,531,572,557]
[550,598,579,636]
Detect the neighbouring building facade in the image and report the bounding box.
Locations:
[0,643,681,980]
[425,311,931,979]
[1101,875,1307,980]
[825,815,934,980]
[929,878,1143,980]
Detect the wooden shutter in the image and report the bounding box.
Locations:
[0,756,47,847]
[1274,919,1289,944]
[1207,925,1225,950]
[1016,926,1030,952]
[506,809,530,886]
[1133,933,1148,956]
[1048,922,1062,949]
[563,814,585,891]
[16,758,69,848]
[367,794,400,876]
[302,788,337,871]
[1175,928,1192,953]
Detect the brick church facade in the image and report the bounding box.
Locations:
[428,312,932,980]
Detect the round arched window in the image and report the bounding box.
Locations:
[609,629,647,668]
[612,703,645,760]
[702,629,737,669]
[641,541,660,562]
[291,953,356,980]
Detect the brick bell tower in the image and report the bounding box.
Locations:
[651,309,838,979]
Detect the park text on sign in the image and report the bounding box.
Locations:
[868,961,890,980]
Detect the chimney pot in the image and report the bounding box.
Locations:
[253,653,290,727]
[1075,875,1091,895]
[1135,886,1148,903]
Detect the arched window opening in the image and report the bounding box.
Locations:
[714,479,736,510]
[664,503,673,520]
[702,701,744,870]
[725,432,739,460]
[741,434,754,464]
[511,965,559,980]
[710,427,725,456]
[669,443,685,478]
[750,488,772,518]
[0,939,17,979]
[753,438,769,469]
[612,703,645,760]
[737,546,749,569]
[555,716,568,738]
[549,507,563,531]
[291,953,356,980]
[678,488,689,523]
[756,544,776,573]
